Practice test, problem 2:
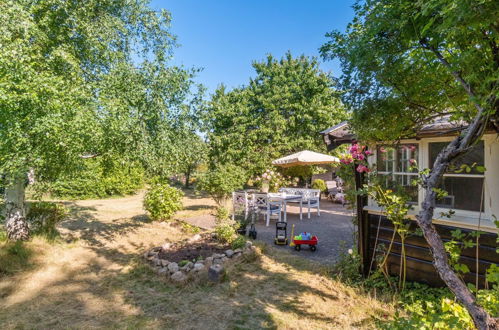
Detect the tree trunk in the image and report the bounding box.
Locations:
[4,176,30,241]
[185,166,191,189]
[416,140,498,330]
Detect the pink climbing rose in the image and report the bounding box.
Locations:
[356,164,370,173]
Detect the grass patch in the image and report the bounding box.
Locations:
[0,239,33,276]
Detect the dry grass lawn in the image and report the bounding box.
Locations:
[0,190,393,329]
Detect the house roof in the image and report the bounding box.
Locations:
[321,116,496,150]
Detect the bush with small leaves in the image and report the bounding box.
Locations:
[196,164,247,205]
[231,235,246,250]
[312,179,327,192]
[214,206,237,244]
[143,183,183,221]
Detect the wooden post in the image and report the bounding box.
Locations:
[353,163,369,277]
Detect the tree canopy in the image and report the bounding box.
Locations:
[320,0,498,142]
[0,0,204,240]
[203,52,347,177]
[321,1,498,327]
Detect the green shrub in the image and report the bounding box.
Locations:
[143,183,183,221]
[312,179,327,192]
[214,206,237,244]
[231,235,246,250]
[47,159,144,199]
[196,164,247,205]
[27,202,68,239]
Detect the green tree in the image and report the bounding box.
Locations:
[321,0,498,328]
[204,52,346,176]
[0,0,200,240]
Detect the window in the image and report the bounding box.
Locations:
[377,144,419,203]
[429,141,485,212]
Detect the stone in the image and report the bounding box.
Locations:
[152,246,162,252]
[154,257,162,267]
[161,242,171,250]
[167,262,179,274]
[208,264,225,282]
[188,234,202,242]
[212,253,224,259]
[225,249,235,258]
[234,248,242,254]
[171,271,187,282]
[186,262,194,269]
[245,241,253,249]
[221,257,228,263]
[234,252,242,258]
[160,259,169,267]
[195,259,204,264]
[205,257,213,263]
[213,258,223,265]
[157,267,169,275]
[193,263,205,272]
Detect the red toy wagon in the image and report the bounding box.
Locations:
[292,235,318,252]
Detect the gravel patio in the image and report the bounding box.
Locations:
[252,200,355,264]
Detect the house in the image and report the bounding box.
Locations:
[321,119,499,287]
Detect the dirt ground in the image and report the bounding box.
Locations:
[0,191,393,329]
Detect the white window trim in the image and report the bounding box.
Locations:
[368,136,497,233]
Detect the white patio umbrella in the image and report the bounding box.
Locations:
[272,150,339,167]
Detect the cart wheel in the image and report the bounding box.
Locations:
[294,244,301,251]
[310,245,317,252]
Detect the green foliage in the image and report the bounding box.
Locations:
[196,164,247,205]
[45,160,144,199]
[203,52,347,177]
[321,0,498,142]
[143,183,183,221]
[214,207,237,244]
[331,243,363,284]
[311,179,327,192]
[231,235,246,250]
[26,202,68,239]
[379,282,499,329]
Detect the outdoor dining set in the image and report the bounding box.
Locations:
[232,188,321,226]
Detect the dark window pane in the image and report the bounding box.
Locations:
[435,177,484,212]
[429,141,484,174]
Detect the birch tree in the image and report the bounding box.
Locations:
[0,0,198,240]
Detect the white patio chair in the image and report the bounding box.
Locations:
[232,191,250,221]
[303,189,321,218]
[253,193,282,226]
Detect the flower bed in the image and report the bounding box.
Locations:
[143,233,256,283]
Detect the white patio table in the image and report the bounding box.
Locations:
[268,193,303,222]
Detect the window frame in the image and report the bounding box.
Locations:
[376,143,420,204]
[369,136,492,222]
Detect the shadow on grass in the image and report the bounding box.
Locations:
[0,240,385,329]
[0,240,34,278]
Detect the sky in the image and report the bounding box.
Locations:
[150,0,355,94]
